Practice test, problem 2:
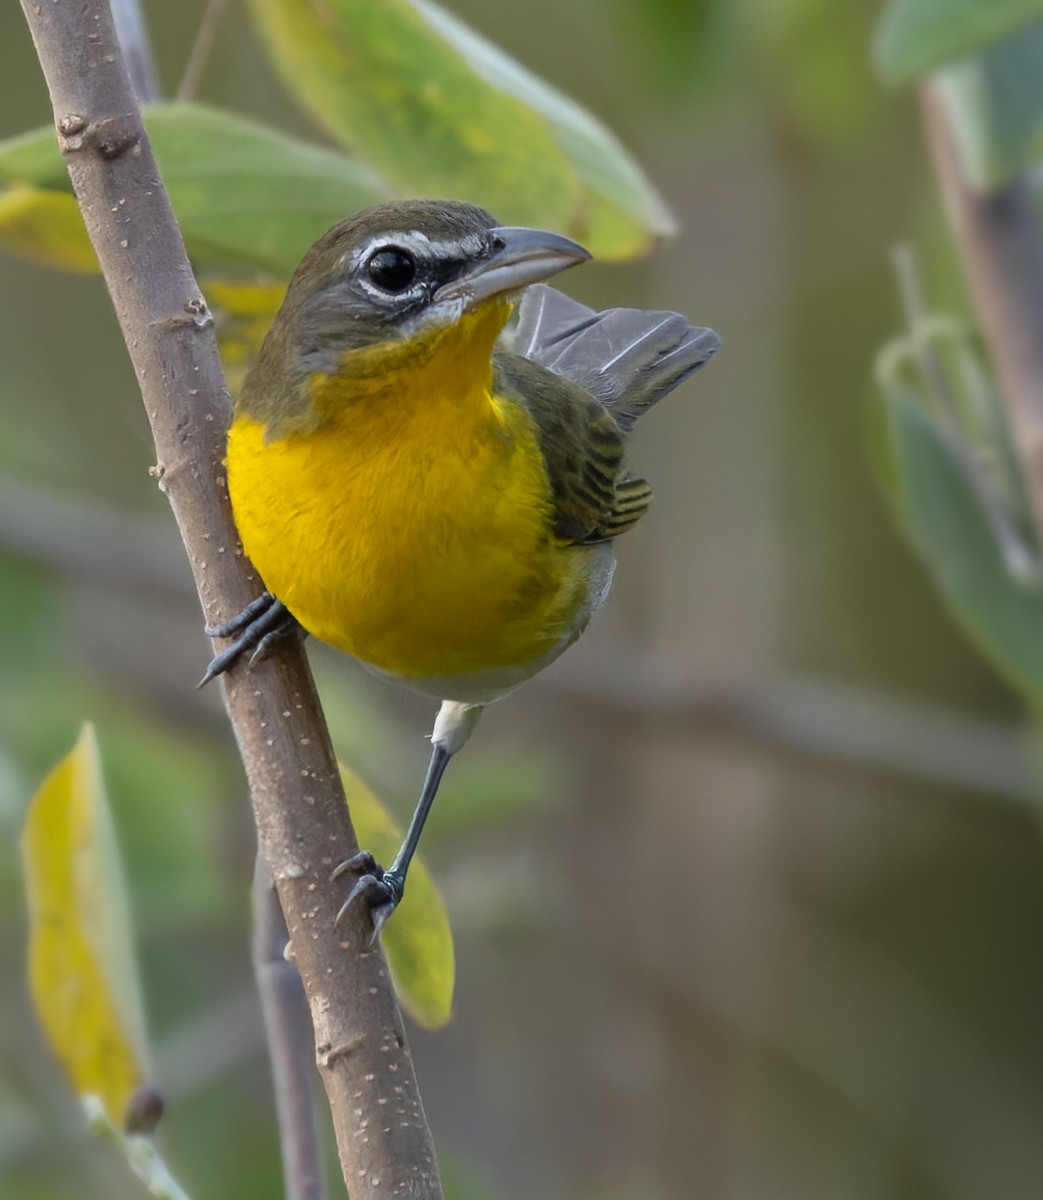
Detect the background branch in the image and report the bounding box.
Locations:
[17,4,442,1197]
[109,0,159,103]
[253,856,328,1200]
[2,457,1034,805]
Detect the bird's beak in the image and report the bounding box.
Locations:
[435,226,591,309]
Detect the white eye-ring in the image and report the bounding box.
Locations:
[364,246,417,293]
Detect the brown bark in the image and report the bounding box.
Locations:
[18,4,442,1196]
[253,856,327,1200]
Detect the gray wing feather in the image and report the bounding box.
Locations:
[501,283,721,430]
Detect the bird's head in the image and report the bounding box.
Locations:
[289,199,588,335]
[239,200,590,435]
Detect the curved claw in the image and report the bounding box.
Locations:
[199,592,299,687]
[331,850,379,884]
[205,592,275,639]
[332,852,403,943]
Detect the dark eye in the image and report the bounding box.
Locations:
[366,247,417,292]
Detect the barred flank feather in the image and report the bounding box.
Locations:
[592,476,653,541]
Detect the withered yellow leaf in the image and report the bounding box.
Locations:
[21,725,149,1126]
[340,763,455,1029]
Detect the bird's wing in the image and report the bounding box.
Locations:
[501,283,721,431]
[493,352,651,545]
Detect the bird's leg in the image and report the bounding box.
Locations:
[198,591,302,686]
[334,700,483,940]
[336,745,451,931]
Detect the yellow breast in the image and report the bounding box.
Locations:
[227,315,597,687]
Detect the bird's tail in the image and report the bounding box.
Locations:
[504,283,721,431]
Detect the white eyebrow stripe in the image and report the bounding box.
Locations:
[352,231,488,267]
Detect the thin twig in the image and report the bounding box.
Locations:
[176,0,230,103]
[253,855,329,1200]
[889,242,1041,581]
[109,0,160,103]
[891,242,959,419]
[17,5,442,1197]
[83,1098,191,1200]
[919,81,1043,541]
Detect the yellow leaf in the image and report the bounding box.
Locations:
[206,278,286,394]
[339,763,455,1029]
[21,725,149,1126]
[0,186,98,273]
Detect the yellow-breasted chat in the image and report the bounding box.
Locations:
[203,199,720,936]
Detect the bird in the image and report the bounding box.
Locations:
[203,199,720,937]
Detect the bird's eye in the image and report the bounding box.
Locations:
[366,247,417,292]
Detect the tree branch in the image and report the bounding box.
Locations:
[919,81,1043,537]
[17,5,442,1197]
[253,856,328,1200]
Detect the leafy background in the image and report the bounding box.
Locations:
[1,2,1042,1199]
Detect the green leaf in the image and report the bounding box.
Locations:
[340,763,454,1029]
[410,0,676,255]
[0,186,97,273]
[874,0,1043,83]
[148,104,385,275]
[871,367,1043,711]
[0,103,386,277]
[930,19,1043,188]
[20,725,150,1127]
[245,0,674,259]
[0,122,70,185]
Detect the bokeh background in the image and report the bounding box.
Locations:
[2,2,1041,1199]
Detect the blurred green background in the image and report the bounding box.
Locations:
[2,2,1042,1199]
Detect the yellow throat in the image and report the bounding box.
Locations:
[208,200,718,937]
[227,299,597,688]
